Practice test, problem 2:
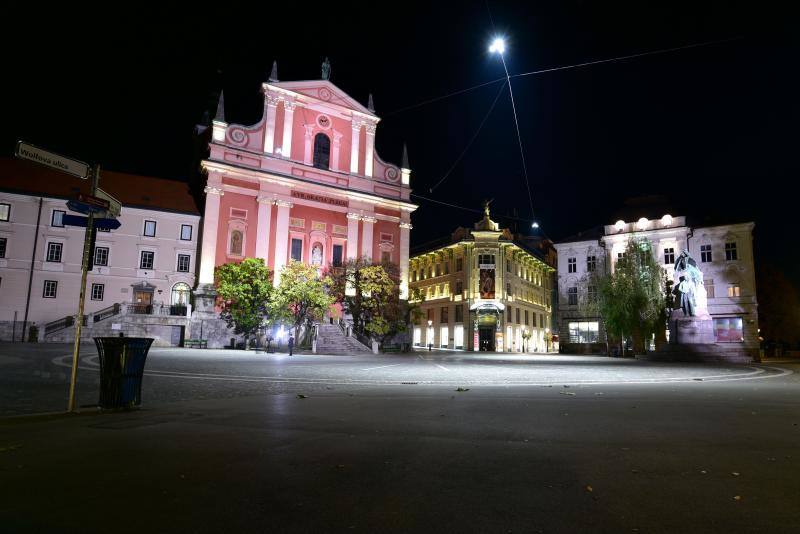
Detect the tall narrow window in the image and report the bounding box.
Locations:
[725,242,738,261]
[140,250,155,270]
[180,224,193,241]
[568,287,578,306]
[706,278,715,298]
[43,280,58,298]
[290,238,303,261]
[381,251,391,264]
[177,254,191,273]
[46,242,63,263]
[143,220,157,237]
[332,244,343,267]
[51,210,65,227]
[313,133,330,169]
[0,203,10,221]
[91,283,105,301]
[664,247,675,265]
[94,247,109,266]
[456,280,463,295]
[701,245,712,263]
[456,257,463,272]
[0,237,6,258]
[586,256,596,272]
[587,285,597,304]
[567,257,576,273]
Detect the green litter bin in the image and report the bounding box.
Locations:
[94,337,154,409]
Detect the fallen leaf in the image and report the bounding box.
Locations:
[456,387,470,392]
[733,495,742,501]
[586,485,593,492]
[297,394,308,399]
[732,472,740,476]
[700,470,708,474]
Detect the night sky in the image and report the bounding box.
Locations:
[4,2,798,285]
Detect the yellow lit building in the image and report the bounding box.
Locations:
[409,206,556,352]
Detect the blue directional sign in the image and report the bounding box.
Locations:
[62,214,121,230]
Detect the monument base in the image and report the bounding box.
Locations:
[189,283,239,349]
[638,315,756,363]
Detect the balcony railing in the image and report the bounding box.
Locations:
[123,303,190,317]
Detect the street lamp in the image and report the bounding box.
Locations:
[427,320,433,352]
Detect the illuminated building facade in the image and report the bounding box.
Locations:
[409,206,555,352]
[555,214,759,356]
[195,66,417,318]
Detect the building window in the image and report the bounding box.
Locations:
[478,254,495,266]
[506,261,512,272]
[444,261,450,274]
[177,254,191,273]
[700,245,712,263]
[143,220,157,237]
[0,237,6,258]
[171,282,191,305]
[725,242,738,261]
[313,133,331,169]
[525,310,529,325]
[568,321,599,343]
[587,285,597,304]
[94,246,109,266]
[91,283,105,301]
[586,256,596,272]
[507,307,513,322]
[140,250,155,270]
[456,280,463,295]
[229,230,243,256]
[381,251,391,264]
[455,305,463,322]
[515,308,520,324]
[706,278,715,298]
[43,280,58,298]
[539,313,544,328]
[46,242,62,263]
[456,257,463,272]
[617,252,626,261]
[427,308,434,322]
[506,283,512,297]
[332,244,343,267]
[435,264,441,276]
[567,287,578,306]
[714,317,743,343]
[727,285,741,297]
[290,238,303,261]
[664,247,675,265]
[441,306,449,323]
[0,203,10,221]
[567,257,576,273]
[51,210,65,227]
[180,224,193,241]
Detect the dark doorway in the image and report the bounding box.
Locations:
[479,327,495,351]
[172,325,185,347]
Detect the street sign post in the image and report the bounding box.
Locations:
[95,188,122,217]
[66,199,109,216]
[14,141,90,180]
[77,193,110,211]
[62,214,121,230]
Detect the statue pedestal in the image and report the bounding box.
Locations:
[192,284,218,317]
[669,316,715,345]
[189,284,235,348]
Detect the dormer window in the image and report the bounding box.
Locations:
[313,133,330,170]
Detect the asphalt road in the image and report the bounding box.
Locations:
[1,343,799,533]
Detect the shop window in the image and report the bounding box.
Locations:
[568,321,599,343]
[713,317,743,342]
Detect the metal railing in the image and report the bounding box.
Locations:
[44,315,87,335]
[93,303,121,323]
[123,303,188,317]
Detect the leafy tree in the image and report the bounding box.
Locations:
[273,261,334,341]
[325,258,421,346]
[756,264,800,350]
[215,258,274,344]
[590,238,666,354]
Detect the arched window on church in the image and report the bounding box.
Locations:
[313,133,330,170]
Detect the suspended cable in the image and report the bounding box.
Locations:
[429,80,507,192]
[383,77,505,117]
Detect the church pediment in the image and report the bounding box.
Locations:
[269,81,376,117]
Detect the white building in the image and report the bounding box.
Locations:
[0,158,201,345]
[554,214,758,356]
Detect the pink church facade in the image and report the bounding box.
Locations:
[197,73,417,301]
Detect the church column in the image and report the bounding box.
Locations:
[346,213,360,259]
[280,100,295,158]
[255,196,273,262]
[263,94,279,154]
[272,200,293,286]
[350,121,361,174]
[199,185,224,285]
[303,124,314,165]
[361,215,376,261]
[364,122,376,177]
[399,221,413,300]
[331,130,343,171]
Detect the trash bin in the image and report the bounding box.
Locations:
[94,337,154,409]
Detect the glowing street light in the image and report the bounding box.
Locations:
[489,37,506,55]
[531,222,539,229]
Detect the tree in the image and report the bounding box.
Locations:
[591,238,666,354]
[215,258,274,344]
[273,261,333,341]
[325,258,421,346]
[756,264,800,350]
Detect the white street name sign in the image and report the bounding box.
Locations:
[14,141,90,179]
[96,188,122,217]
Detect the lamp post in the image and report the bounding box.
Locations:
[545,327,550,352]
[427,319,433,352]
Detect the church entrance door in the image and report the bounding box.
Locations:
[479,326,495,351]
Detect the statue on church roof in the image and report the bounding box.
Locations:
[321,57,331,80]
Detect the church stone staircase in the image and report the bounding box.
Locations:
[315,323,372,355]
